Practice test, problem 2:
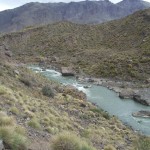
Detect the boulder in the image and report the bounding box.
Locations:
[133,88,150,106]
[61,67,75,76]
[132,111,150,118]
[119,88,134,99]
[0,140,4,150]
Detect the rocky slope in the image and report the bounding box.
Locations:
[0,7,150,150]
[0,8,149,82]
[0,33,142,150]
[0,0,150,32]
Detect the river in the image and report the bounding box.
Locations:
[29,66,150,136]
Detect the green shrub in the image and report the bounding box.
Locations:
[0,113,14,126]
[46,127,59,135]
[0,113,27,150]
[0,86,7,95]
[42,86,54,98]
[28,119,41,130]
[51,132,96,150]
[15,126,26,136]
[102,112,110,120]
[135,137,150,150]
[10,107,19,115]
[0,127,27,150]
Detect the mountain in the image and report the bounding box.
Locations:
[117,0,150,14]
[0,0,150,33]
[0,8,150,81]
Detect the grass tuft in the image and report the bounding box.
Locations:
[51,132,96,150]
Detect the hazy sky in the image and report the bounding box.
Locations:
[0,0,150,11]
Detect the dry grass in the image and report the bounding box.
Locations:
[51,132,96,150]
[0,61,143,150]
[0,112,28,150]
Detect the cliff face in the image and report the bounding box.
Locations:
[0,0,150,32]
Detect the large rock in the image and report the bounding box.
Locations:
[132,111,150,118]
[133,88,150,106]
[0,140,4,150]
[119,88,134,99]
[61,67,75,76]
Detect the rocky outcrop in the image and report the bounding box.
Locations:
[132,111,150,118]
[61,67,75,76]
[133,88,150,106]
[118,88,150,106]
[119,88,134,99]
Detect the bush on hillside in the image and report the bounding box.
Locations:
[0,112,28,150]
[51,132,96,150]
[42,86,54,98]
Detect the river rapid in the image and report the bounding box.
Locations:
[29,66,150,136]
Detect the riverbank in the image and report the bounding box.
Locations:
[29,65,150,136]
[37,63,150,106]
[77,76,150,106]
[1,61,143,150]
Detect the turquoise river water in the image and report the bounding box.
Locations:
[29,66,150,136]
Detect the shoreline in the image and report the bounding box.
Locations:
[74,75,150,107]
[31,62,150,106]
[29,64,150,136]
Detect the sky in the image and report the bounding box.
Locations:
[0,0,150,11]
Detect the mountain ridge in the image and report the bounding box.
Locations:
[0,0,150,32]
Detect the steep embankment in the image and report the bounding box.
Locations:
[0,39,142,150]
[0,9,149,82]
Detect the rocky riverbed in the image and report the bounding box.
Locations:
[76,76,150,106]
[132,111,150,118]
[36,63,150,106]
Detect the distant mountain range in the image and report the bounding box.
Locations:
[0,0,150,32]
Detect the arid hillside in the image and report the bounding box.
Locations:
[0,9,149,82]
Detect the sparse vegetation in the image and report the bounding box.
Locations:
[42,85,54,98]
[135,137,150,150]
[0,9,149,149]
[28,119,41,130]
[10,107,19,115]
[51,132,96,150]
[0,112,14,126]
[0,112,27,150]
[104,145,116,150]
[1,9,150,81]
